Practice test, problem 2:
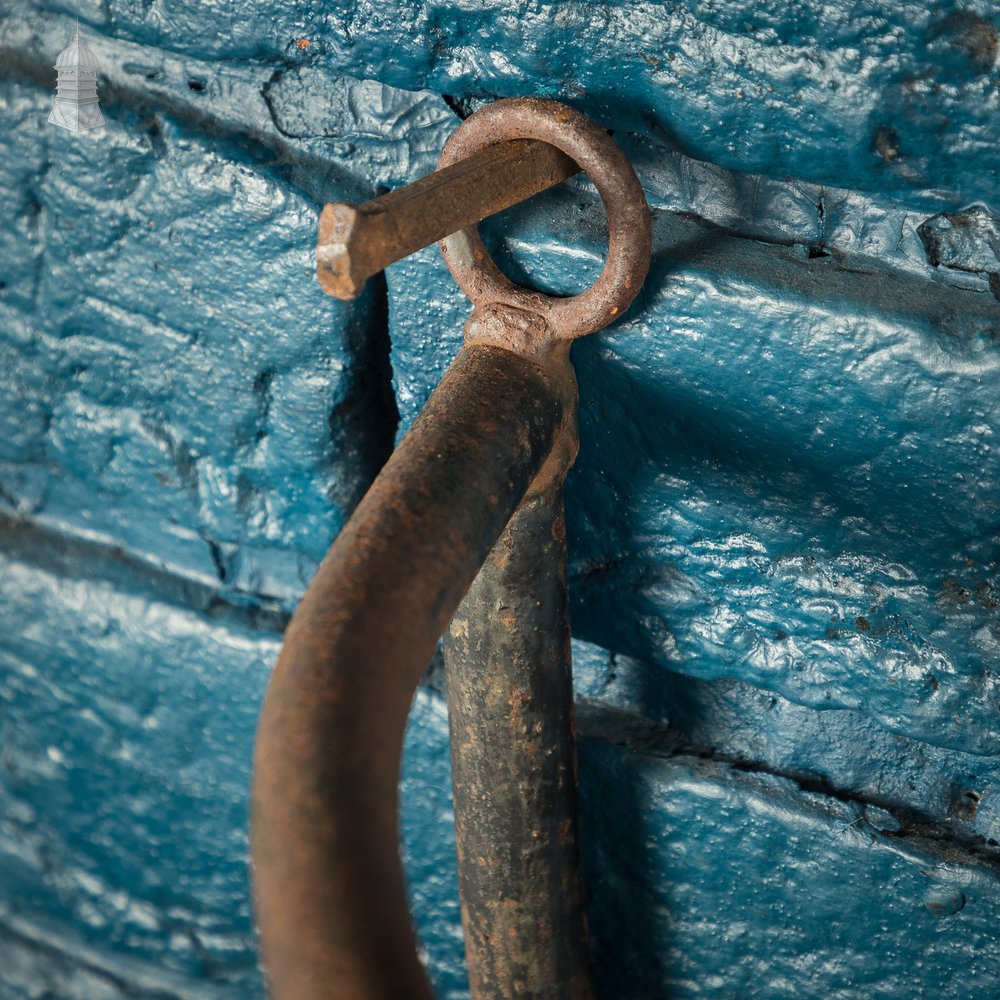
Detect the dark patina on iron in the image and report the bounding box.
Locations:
[252,97,651,1000]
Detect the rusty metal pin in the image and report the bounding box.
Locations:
[252,98,652,1000]
[317,138,579,300]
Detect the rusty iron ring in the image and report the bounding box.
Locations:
[438,97,652,339]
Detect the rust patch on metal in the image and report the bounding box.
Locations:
[444,480,596,1000]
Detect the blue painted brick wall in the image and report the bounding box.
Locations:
[1,1,999,996]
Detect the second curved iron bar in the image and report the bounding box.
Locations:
[251,341,571,999]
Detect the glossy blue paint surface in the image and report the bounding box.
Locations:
[1,0,999,995]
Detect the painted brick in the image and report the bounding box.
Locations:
[0,548,270,994]
[13,0,999,199]
[0,76,393,605]
[403,680,1000,1000]
[388,179,1000,756]
[2,0,1000,996]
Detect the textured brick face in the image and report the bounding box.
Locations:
[0,81,389,601]
[2,1,1000,997]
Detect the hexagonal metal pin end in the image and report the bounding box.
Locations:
[316,203,367,300]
